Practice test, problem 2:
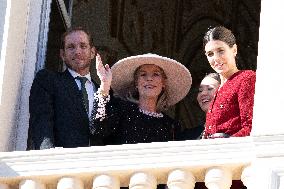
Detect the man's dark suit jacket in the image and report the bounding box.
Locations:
[27,69,103,150]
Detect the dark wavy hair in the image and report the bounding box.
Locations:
[203,26,236,48]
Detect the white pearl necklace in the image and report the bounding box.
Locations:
[139,108,164,118]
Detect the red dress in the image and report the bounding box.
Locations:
[204,70,256,137]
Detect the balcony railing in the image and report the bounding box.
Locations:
[0,137,255,189]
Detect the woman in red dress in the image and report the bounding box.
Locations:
[202,26,256,139]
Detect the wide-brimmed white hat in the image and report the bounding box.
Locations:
[111,53,192,106]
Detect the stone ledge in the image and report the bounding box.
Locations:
[0,137,254,185]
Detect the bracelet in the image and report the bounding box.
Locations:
[98,89,109,97]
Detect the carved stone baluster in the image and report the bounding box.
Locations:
[129,172,157,189]
[92,174,120,189]
[167,169,196,189]
[57,177,83,189]
[0,184,9,189]
[19,179,45,189]
[241,166,252,189]
[205,167,232,189]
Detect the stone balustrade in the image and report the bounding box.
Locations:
[0,137,255,189]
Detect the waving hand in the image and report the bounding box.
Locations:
[96,53,112,95]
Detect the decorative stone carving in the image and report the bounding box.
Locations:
[92,174,120,189]
[19,180,45,189]
[205,167,232,189]
[57,177,83,189]
[241,165,252,189]
[167,169,196,189]
[129,172,157,189]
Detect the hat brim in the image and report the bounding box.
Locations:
[111,54,192,106]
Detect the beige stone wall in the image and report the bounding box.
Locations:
[0,1,29,151]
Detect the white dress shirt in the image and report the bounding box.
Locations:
[68,68,96,117]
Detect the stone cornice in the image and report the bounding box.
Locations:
[0,137,254,184]
[252,134,284,158]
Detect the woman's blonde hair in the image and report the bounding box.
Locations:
[122,64,169,112]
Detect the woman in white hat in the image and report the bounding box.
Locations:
[89,53,192,145]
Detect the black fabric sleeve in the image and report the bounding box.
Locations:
[90,95,128,138]
[27,70,55,150]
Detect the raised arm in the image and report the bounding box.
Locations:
[96,53,112,96]
[90,54,118,138]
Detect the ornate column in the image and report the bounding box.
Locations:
[57,177,83,189]
[19,179,45,189]
[204,167,232,189]
[241,166,253,189]
[167,169,195,189]
[92,174,120,189]
[249,1,284,189]
[0,0,31,152]
[129,172,157,189]
[251,0,284,137]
